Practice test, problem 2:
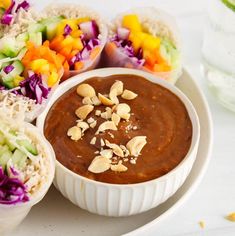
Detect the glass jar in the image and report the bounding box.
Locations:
[202,0,235,112]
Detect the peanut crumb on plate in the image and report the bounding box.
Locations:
[226,212,235,222]
[198,221,205,229]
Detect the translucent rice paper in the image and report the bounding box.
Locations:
[43,4,108,81]
[105,7,182,84]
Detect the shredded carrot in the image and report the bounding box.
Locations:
[105,42,117,57]
[74,61,84,71]
[89,46,100,60]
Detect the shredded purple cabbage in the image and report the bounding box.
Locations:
[67,20,100,69]
[111,34,145,66]
[1,0,30,25]
[0,166,29,205]
[5,0,15,14]
[20,73,50,104]
[79,20,99,40]
[3,64,14,74]
[0,85,6,90]
[63,24,72,37]
[69,37,101,68]
[1,13,13,25]
[16,0,30,13]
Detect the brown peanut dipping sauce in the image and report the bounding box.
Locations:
[44,75,192,184]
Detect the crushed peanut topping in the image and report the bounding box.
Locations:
[121,89,138,100]
[98,93,114,106]
[96,121,117,134]
[77,84,96,98]
[109,89,119,104]
[91,96,101,106]
[77,121,89,133]
[75,105,94,120]
[105,140,124,158]
[126,136,147,157]
[68,80,147,174]
[110,81,123,96]
[90,120,97,129]
[100,149,113,159]
[111,161,128,172]
[67,126,82,141]
[82,96,93,105]
[95,110,101,116]
[90,137,97,145]
[87,117,95,124]
[88,156,111,173]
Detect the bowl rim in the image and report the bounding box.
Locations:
[0,123,56,209]
[36,67,200,188]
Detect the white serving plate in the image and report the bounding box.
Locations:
[11,68,213,236]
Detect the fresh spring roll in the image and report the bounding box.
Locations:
[0,32,64,121]
[0,2,64,121]
[33,4,107,81]
[0,114,55,206]
[105,7,182,84]
[0,0,31,37]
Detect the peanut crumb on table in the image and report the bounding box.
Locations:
[198,221,205,229]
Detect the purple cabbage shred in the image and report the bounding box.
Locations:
[0,166,29,205]
[63,24,72,37]
[68,37,101,68]
[3,64,14,74]
[111,34,146,66]
[20,73,50,104]
[1,0,30,25]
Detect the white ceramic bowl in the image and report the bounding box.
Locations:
[36,68,200,217]
[0,123,55,235]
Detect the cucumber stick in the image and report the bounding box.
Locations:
[0,150,12,170]
[17,139,38,155]
[222,0,235,11]
[12,149,27,168]
[0,60,24,89]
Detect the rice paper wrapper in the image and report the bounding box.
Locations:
[105,7,182,84]
[2,8,42,37]
[0,119,55,235]
[0,68,63,123]
[43,4,108,81]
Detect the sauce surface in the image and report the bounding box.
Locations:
[44,75,192,184]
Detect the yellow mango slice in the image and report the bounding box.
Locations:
[76,17,91,25]
[122,14,142,31]
[59,35,74,49]
[30,59,49,73]
[47,71,59,87]
[56,19,78,36]
[72,38,83,51]
[0,0,12,9]
[128,31,148,52]
[142,35,161,52]
[71,29,82,38]
[13,75,24,87]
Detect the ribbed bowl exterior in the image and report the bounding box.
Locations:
[53,143,197,217]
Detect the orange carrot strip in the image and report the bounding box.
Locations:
[59,45,73,60]
[105,42,117,57]
[50,35,64,51]
[89,46,101,60]
[63,61,70,72]
[74,61,84,71]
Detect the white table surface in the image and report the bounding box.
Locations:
[12,0,235,235]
